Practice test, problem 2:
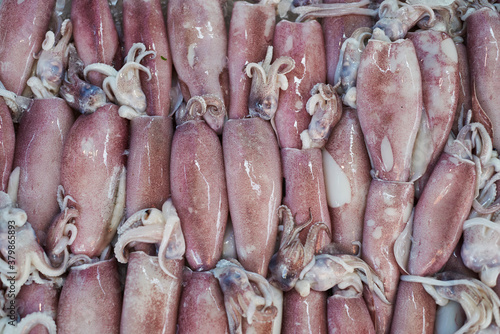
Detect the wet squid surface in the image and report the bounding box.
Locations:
[0,0,500,333]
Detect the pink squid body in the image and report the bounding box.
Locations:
[17,282,59,334]
[409,30,459,192]
[57,259,122,334]
[467,7,500,149]
[71,0,120,87]
[361,179,414,334]
[0,0,54,94]
[282,290,327,334]
[227,1,276,119]
[61,104,128,258]
[15,98,74,245]
[273,20,326,149]
[408,152,476,277]
[452,43,471,134]
[390,281,436,334]
[120,252,183,334]
[223,118,281,276]
[170,120,228,271]
[322,0,374,85]
[327,292,375,334]
[123,0,172,116]
[0,100,15,192]
[323,108,371,254]
[126,116,172,218]
[357,38,422,182]
[167,0,228,134]
[177,270,229,334]
[282,148,331,249]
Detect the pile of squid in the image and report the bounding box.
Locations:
[0,0,499,332]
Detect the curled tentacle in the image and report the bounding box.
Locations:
[45,208,78,267]
[246,46,295,122]
[0,81,30,122]
[14,312,57,334]
[294,254,388,303]
[176,94,226,125]
[212,259,278,334]
[113,199,185,278]
[269,205,329,291]
[60,44,107,114]
[401,273,500,334]
[375,0,436,41]
[301,83,342,149]
[35,19,73,95]
[84,42,154,116]
[291,0,377,23]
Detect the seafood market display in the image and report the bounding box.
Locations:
[1,0,500,333]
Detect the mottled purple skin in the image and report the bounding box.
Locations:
[177,270,229,334]
[467,7,500,149]
[408,153,476,277]
[170,120,228,271]
[324,108,371,254]
[61,104,128,257]
[17,283,59,334]
[495,277,500,298]
[14,98,74,246]
[57,259,122,334]
[123,0,172,116]
[167,0,228,134]
[409,30,459,195]
[227,1,276,119]
[322,0,374,85]
[282,148,331,251]
[327,293,375,334]
[121,252,183,334]
[0,0,55,95]
[223,118,281,276]
[0,100,15,192]
[71,0,120,87]
[361,180,414,334]
[126,116,172,217]
[357,39,422,182]
[282,290,327,334]
[390,281,436,334]
[273,20,326,149]
[452,43,471,135]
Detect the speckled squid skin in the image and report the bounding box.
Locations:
[409,30,459,193]
[223,118,281,276]
[357,38,422,182]
[390,281,436,334]
[61,103,128,258]
[167,0,228,134]
[282,148,331,250]
[71,0,120,87]
[56,259,122,334]
[0,0,55,95]
[0,100,15,192]
[322,0,373,85]
[467,7,500,148]
[408,152,476,277]
[327,293,375,334]
[170,120,228,271]
[123,0,172,116]
[177,270,229,334]
[126,116,172,218]
[227,1,276,119]
[120,252,183,334]
[361,179,414,334]
[273,20,326,149]
[282,290,327,334]
[15,98,74,246]
[324,108,371,255]
[17,282,59,334]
